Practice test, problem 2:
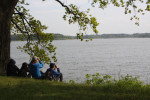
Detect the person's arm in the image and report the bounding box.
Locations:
[37,57,43,68]
[55,65,60,73]
[57,68,60,73]
[38,60,43,68]
[52,69,60,75]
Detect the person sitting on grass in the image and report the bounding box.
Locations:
[7,58,19,76]
[29,56,44,79]
[18,62,31,78]
[46,63,63,82]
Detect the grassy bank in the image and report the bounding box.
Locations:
[0,76,150,100]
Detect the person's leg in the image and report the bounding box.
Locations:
[55,73,63,82]
[59,73,63,82]
[40,71,46,79]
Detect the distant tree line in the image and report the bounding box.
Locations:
[11,33,75,41]
[11,33,150,41]
[82,33,150,39]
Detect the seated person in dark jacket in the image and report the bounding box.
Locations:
[18,62,31,78]
[7,58,19,76]
[46,63,63,82]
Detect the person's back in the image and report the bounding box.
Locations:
[18,62,31,77]
[29,56,43,79]
[7,59,19,76]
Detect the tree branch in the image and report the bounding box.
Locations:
[55,0,71,13]
[55,0,80,19]
[14,8,41,42]
[11,19,27,34]
[13,8,53,53]
[21,15,31,44]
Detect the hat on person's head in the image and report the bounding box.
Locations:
[9,58,16,65]
[32,56,37,62]
[50,63,55,68]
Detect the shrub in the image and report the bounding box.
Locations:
[85,73,112,85]
[85,73,143,88]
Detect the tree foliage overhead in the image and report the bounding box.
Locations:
[11,0,57,64]
[11,0,150,64]
[90,0,150,26]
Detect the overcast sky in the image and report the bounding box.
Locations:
[25,0,150,36]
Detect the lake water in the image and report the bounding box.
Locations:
[11,38,150,83]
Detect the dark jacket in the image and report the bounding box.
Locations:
[7,59,19,76]
[18,65,31,77]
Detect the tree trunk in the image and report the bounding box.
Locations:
[0,0,18,75]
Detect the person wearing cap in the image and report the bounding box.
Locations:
[46,63,63,82]
[29,56,44,79]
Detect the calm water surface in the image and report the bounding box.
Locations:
[11,38,150,83]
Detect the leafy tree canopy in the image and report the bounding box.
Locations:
[11,0,150,64]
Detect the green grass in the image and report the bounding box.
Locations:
[0,76,150,100]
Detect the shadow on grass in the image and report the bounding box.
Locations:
[0,76,150,100]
